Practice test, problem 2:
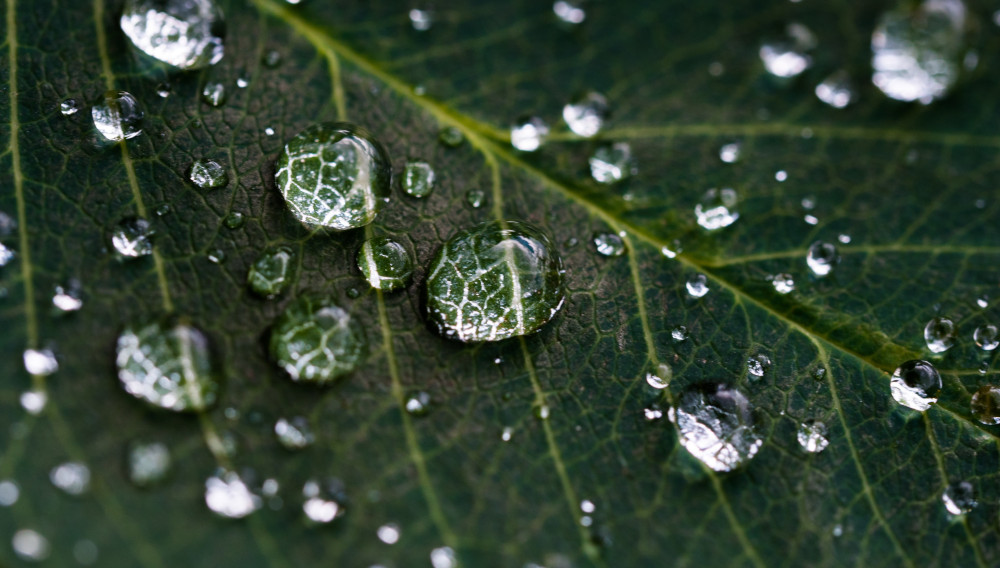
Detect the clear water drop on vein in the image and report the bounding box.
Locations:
[924,316,956,353]
[890,359,941,411]
[120,0,224,70]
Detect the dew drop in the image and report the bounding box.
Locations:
[276,122,392,230]
[358,237,414,292]
[120,0,224,70]
[430,547,456,568]
[155,204,171,216]
[775,170,788,182]
[695,188,739,231]
[19,390,47,415]
[686,273,710,298]
[409,8,433,31]
[671,325,688,342]
[23,348,57,376]
[815,70,856,109]
[924,316,956,353]
[425,220,565,342]
[302,479,345,524]
[201,82,227,107]
[0,480,20,506]
[205,470,261,519]
[111,217,154,258]
[511,116,549,152]
[270,296,367,384]
[589,142,634,184]
[466,188,485,208]
[806,241,838,277]
[719,142,741,163]
[501,426,514,441]
[970,385,1000,425]
[797,420,829,453]
[645,363,672,389]
[803,214,817,224]
[402,160,436,198]
[438,126,464,147]
[236,77,248,88]
[890,359,941,411]
[563,91,608,138]
[973,324,998,351]
[668,383,762,472]
[644,406,664,421]
[771,273,795,294]
[49,462,90,496]
[746,354,770,378]
[189,159,227,189]
[759,23,815,78]
[976,295,989,309]
[156,83,171,98]
[592,232,625,257]
[263,49,282,67]
[837,233,852,244]
[0,241,15,267]
[92,91,144,142]
[127,441,172,487]
[223,211,245,229]
[377,523,401,545]
[553,1,585,24]
[942,481,975,516]
[275,417,315,450]
[60,98,80,116]
[534,404,551,420]
[264,127,275,136]
[405,391,432,416]
[247,246,296,298]
[12,529,49,562]
[116,318,220,412]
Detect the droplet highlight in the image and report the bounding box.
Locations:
[890,359,941,411]
[358,237,414,292]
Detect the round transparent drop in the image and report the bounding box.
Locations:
[695,188,739,231]
[746,354,770,378]
[358,237,414,292]
[53,281,83,312]
[403,160,435,198]
[111,217,154,258]
[974,324,998,351]
[970,385,1000,425]
[23,348,57,376]
[302,479,345,524]
[890,359,941,411]
[466,188,485,208]
[645,363,672,389]
[719,142,740,163]
[275,416,314,450]
[205,470,260,519]
[189,159,227,189]
[815,70,856,108]
[806,241,838,276]
[563,91,609,138]
[553,1,585,24]
[409,8,433,31]
[49,462,90,496]
[425,220,565,342]
[116,318,220,412]
[201,82,226,106]
[759,42,811,78]
[405,391,432,416]
[275,122,391,230]
[511,116,549,152]
[92,90,143,142]
[120,0,224,70]
[771,273,795,294]
[12,529,50,562]
[686,273,709,298]
[60,98,80,115]
[127,441,171,487]
[871,0,966,103]
[269,296,367,384]
[224,211,245,229]
[797,420,830,453]
[669,383,762,472]
[247,246,296,297]
[942,481,975,516]
[589,142,634,184]
[438,126,464,147]
[592,232,625,256]
[377,523,401,545]
[924,316,956,353]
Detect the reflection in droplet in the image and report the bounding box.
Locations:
[120,0,225,70]
[205,470,261,519]
[669,383,762,472]
[466,188,485,208]
[592,232,625,257]
[111,217,154,258]
[797,420,829,453]
[19,390,47,415]
[189,159,228,189]
[563,91,608,138]
[686,273,709,298]
[12,529,49,562]
[511,116,549,152]
[815,70,856,108]
[942,481,975,516]
[890,359,941,411]
[645,363,672,389]
[270,297,367,384]
[970,385,1000,425]
[695,188,739,231]
[589,142,634,184]
[92,91,144,142]
[73,540,99,566]
[924,316,956,353]
[60,99,80,116]
[806,241,838,277]
[771,273,795,294]
[746,354,770,379]
[358,237,414,292]
[403,161,435,198]
[201,82,227,106]
[0,480,19,507]
[247,246,296,298]
[438,126,464,147]
[49,462,90,496]
[973,324,998,351]
[671,325,688,342]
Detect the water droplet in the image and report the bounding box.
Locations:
[276,123,392,230]
[111,217,154,258]
[813,367,827,381]
[377,523,401,544]
[247,246,295,298]
[695,188,739,231]
[12,529,49,562]
[206,249,225,263]
[563,91,608,137]
[49,462,90,495]
[746,354,770,378]
[804,214,819,226]
[0,480,20,506]
[466,188,485,208]
[116,318,219,412]
[155,204,171,216]
[759,23,815,78]
[973,324,998,351]
[224,212,245,229]
[205,470,261,519]
[976,295,989,309]
[890,359,941,411]
[127,441,171,487]
[19,390,47,415]
[970,385,1000,425]
[264,126,275,136]
[23,348,57,376]
[0,242,15,267]
[668,383,762,472]
[189,159,227,189]
[719,142,740,163]
[405,391,432,416]
[771,273,795,294]
[263,49,282,67]
[501,426,514,441]
[797,420,829,453]
[510,116,549,152]
[553,1,585,24]
[806,241,838,277]
[430,546,457,568]
[644,406,664,421]
[775,170,788,182]
[345,286,361,299]
[120,0,224,69]
[275,416,315,450]
[92,91,143,142]
[409,8,433,31]
[838,234,852,245]
[358,237,414,292]
[942,481,975,516]
[426,220,565,342]
[671,325,688,342]
[534,404,551,420]
[580,499,596,513]
[686,273,709,298]
[302,478,345,524]
[270,296,367,383]
[402,160,435,198]
[815,70,856,108]
[592,232,625,256]
[236,77,248,88]
[156,82,171,98]
[438,126,464,147]
[980,361,990,374]
[645,363,672,389]
[924,316,956,353]
[589,142,634,184]
[60,98,80,115]
[871,0,966,103]
[201,82,227,106]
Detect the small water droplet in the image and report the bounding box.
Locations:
[247,246,296,298]
[438,126,464,147]
[302,478,345,524]
[111,217,154,258]
[276,122,392,230]
[207,249,225,264]
[832,524,843,537]
[942,481,975,516]
[60,98,80,115]
[668,383,762,472]
[275,417,315,450]
[980,360,990,374]
[409,8,433,31]
[201,82,227,106]
[0,480,20,506]
[50,462,90,496]
[775,170,788,182]
[236,77,249,88]
[973,324,998,351]
[553,1,585,24]
[580,499,596,513]
[377,523,401,545]
[719,142,741,163]
[358,237,414,292]
[746,354,770,378]
[534,404,551,420]
[837,233,852,244]
[270,296,367,383]
[92,91,144,142]
[890,359,941,411]
[695,188,739,231]
[589,142,634,184]
[971,385,1000,425]
[466,188,485,208]
[924,316,956,353]
[120,0,224,69]
[127,441,171,487]
[563,91,608,138]
[430,546,456,568]
[205,470,261,519]
[976,295,989,309]
[155,204,171,216]
[404,391,432,416]
[644,406,664,421]
[501,426,513,441]
[815,70,856,108]
[223,212,245,229]
[686,273,710,298]
[806,241,838,276]
[19,390,47,415]
[12,529,50,562]
[671,325,688,342]
[23,348,57,376]
[263,49,282,67]
[264,126,275,136]
[156,83,171,98]
[402,160,436,198]
[592,232,625,257]
[759,23,815,78]
[645,363,672,389]
[0,241,15,267]
[771,273,795,294]
[797,420,829,453]
[189,159,228,189]
[345,287,361,299]
[511,116,549,152]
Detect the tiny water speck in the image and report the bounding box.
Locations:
[409,8,433,31]
[406,391,432,416]
[890,359,941,411]
[686,273,709,298]
[759,23,815,78]
[815,70,856,108]
[60,99,79,115]
[501,426,513,442]
[563,91,608,138]
[275,417,315,450]
[775,170,788,182]
[581,499,596,513]
[302,479,344,524]
[49,462,90,496]
[924,316,956,353]
[12,529,49,562]
[644,407,664,421]
[156,83,171,98]
[671,325,688,342]
[53,281,83,312]
[838,233,852,244]
[590,142,634,184]
[19,390,47,415]
[111,217,154,258]
[970,385,1000,425]
[746,354,770,378]
[645,363,672,389]
[466,188,485,208]
[201,82,227,106]
[438,126,464,147]
[127,441,171,487]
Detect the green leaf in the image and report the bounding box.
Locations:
[2,0,1000,566]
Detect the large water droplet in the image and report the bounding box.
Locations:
[695,188,739,231]
[815,70,856,108]
[276,123,391,230]
[797,420,829,453]
[403,161,435,198]
[924,316,956,353]
[111,217,154,258]
[49,462,90,496]
[92,91,143,142]
[686,273,709,298]
[942,481,975,516]
[511,116,549,152]
[120,0,224,70]
[189,159,227,189]
[592,232,625,257]
[275,416,315,450]
[425,220,565,342]
[302,478,345,524]
[116,318,220,412]
[970,385,1000,425]
[12,529,49,562]
[205,470,260,519]
[806,241,838,276]
[563,91,608,138]
[668,383,762,472]
[871,0,966,104]
[247,246,296,298]
[890,359,941,411]
[973,324,998,351]
[553,1,585,24]
[358,237,414,292]
[270,296,367,384]
[127,441,171,487]
[589,142,634,184]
